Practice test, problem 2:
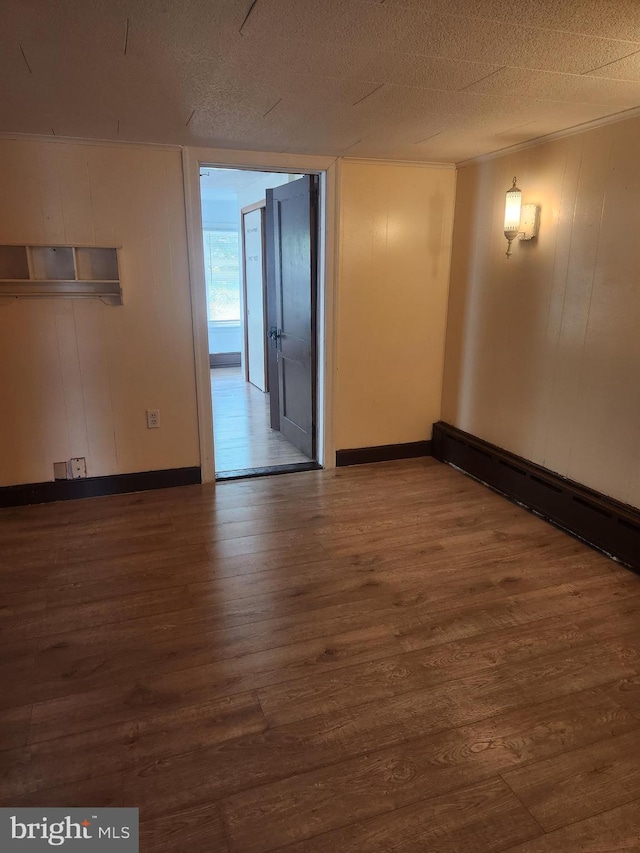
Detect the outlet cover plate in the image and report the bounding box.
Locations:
[147,409,160,429]
[70,457,87,479]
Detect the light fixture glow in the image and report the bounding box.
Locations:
[504,177,522,259]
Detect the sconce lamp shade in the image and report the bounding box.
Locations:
[504,177,522,258]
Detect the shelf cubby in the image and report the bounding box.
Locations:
[0,244,122,305]
[0,246,29,280]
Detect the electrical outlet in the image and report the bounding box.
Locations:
[147,409,160,429]
[69,457,87,479]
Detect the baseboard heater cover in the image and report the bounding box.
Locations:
[336,440,432,467]
[432,421,640,572]
[0,466,202,508]
[210,352,241,368]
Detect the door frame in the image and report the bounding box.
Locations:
[182,147,338,483]
[240,200,267,391]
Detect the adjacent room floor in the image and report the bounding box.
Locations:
[2,459,640,852]
[211,366,310,473]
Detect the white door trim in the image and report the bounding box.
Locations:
[181,146,338,483]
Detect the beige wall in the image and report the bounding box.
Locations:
[335,160,456,450]
[0,137,199,486]
[0,140,457,487]
[442,116,640,508]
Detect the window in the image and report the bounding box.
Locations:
[202,229,240,322]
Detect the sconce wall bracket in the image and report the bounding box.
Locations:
[518,203,540,241]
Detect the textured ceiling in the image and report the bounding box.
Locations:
[2,0,640,163]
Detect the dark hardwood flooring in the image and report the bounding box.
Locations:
[1,458,640,852]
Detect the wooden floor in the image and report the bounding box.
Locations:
[211,367,310,473]
[2,459,640,852]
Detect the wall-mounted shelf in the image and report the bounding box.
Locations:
[0,245,122,305]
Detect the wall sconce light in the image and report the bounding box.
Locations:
[503,176,539,258]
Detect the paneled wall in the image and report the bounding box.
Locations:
[0,138,199,486]
[335,160,456,450]
[442,116,640,508]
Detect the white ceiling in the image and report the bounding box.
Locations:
[2,0,640,163]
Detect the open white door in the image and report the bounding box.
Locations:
[241,201,267,392]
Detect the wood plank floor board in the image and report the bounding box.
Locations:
[602,674,640,720]
[37,544,211,592]
[504,641,639,705]
[1,693,266,799]
[1,638,37,684]
[39,584,195,637]
[23,563,622,714]
[140,802,230,853]
[499,798,640,852]
[258,581,640,728]
[503,727,640,831]
[0,706,33,751]
[569,595,640,643]
[389,572,640,659]
[1,460,640,851]
[269,778,543,853]
[119,669,529,818]
[0,589,46,641]
[220,691,638,853]
[118,685,636,826]
[9,556,635,714]
[0,771,124,809]
[26,625,404,742]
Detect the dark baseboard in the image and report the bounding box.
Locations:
[336,441,432,467]
[432,421,640,572]
[210,352,241,368]
[0,467,202,508]
[216,461,320,481]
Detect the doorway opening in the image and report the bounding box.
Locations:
[199,167,321,480]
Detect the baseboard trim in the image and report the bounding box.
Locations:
[0,466,202,508]
[210,352,241,368]
[336,441,432,467]
[432,421,640,572]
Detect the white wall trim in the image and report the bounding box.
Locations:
[182,145,339,482]
[190,146,338,173]
[457,104,640,167]
[182,148,216,483]
[317,164,338,469]
[342,156,455,170]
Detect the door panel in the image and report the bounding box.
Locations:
[266,175,318,459]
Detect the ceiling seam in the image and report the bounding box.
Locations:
[239,0,260,36]
[19,44,33,74]
[262,99,282,118]
[259,35,640,80]
[352,83,385,106]
[350,0,640,47]
[413,132,441,145]
[341,139,363,152]
[457,66,506,93]
[580,47,640,76]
